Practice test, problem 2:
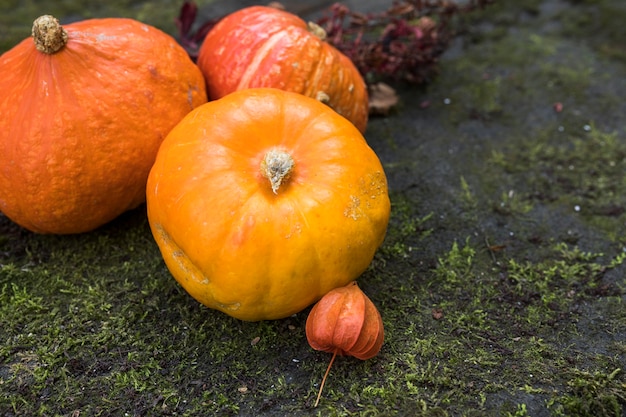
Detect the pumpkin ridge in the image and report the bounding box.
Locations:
[302,43,329,100]
[207,89,288,156]
[288,198,325,297]
[281,29,323,98]
[319,52,349,114]
[235,31,286,90]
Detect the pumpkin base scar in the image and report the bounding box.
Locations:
[217,302,241,312]
[156,224,211,286]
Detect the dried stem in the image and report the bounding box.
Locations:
[260,149,294,194]
[32,15,68,54]
[314,350,338,407]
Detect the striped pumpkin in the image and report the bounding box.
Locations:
[197,5,369,132]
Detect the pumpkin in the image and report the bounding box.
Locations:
[0,15,207,234]
[146,88,390,321]
[305,281,385,406]
[197,5,369,133]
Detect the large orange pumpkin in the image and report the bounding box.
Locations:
[197,6,369,133]
[146,88,390,321]
[0,15,207,234]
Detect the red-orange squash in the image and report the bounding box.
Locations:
[197,5,369,133]
[146,88,390,321]
[0,15,207,234]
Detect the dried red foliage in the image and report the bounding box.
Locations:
[176,1,495,84]
[316,1,494,84]
[175,1,219,59]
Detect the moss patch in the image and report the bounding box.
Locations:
[491,126,626,241]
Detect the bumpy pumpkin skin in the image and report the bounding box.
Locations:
[197,6,369,133]
[0,16,207,234]
[146,88,390,321]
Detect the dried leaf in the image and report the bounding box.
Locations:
[368,82,399,116]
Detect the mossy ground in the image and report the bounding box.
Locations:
[1,0,625,416]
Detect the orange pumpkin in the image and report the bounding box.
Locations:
[0,15,207,234]
[146,88,390,321]
[197,5,369,133]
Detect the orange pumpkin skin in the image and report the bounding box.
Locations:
[197,6,369,133]
[306,281,384,360]
[0,15,207,234]
[146,88,390,321]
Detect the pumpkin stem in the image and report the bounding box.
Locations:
[307,21,327,41]
[314,350,338,408]
[32,15,68,54]
[260,148,294,194]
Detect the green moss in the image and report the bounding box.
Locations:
[490,125,626,242]
[337,235,623,416]
[559,0,626,62]
[1,205,625,416]
[505,403,530,417]
[550,368,625,417]
[378,193,434,260]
